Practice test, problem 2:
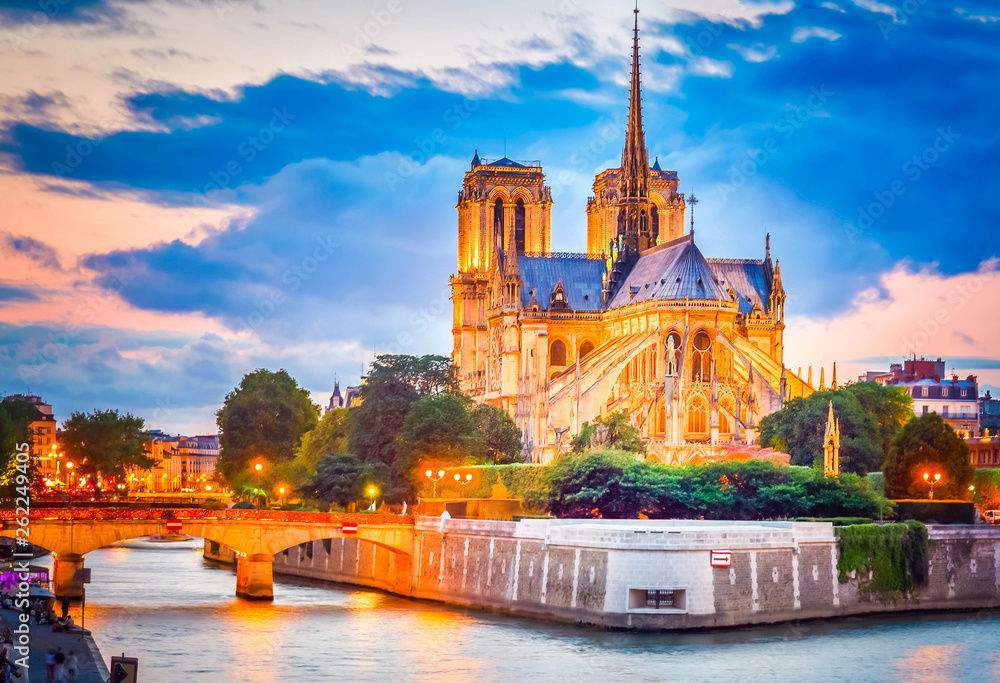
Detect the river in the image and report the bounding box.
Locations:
[36,540,1000,682]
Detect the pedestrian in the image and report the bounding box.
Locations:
[66,650,79,683]
[61,597,70,619]
[45,648,56,682]
[54,647,66,682]
[1,627,9,644]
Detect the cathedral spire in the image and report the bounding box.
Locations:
[620,6,649,203]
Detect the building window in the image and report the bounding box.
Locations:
[494,197,504,244]
[550,340,567,366]
[629,589,685,610]
[692,331,712,382]
[687,398,708,434]
[921,387,929,397]
[514,198,526,253]
[942,388,949,397]
[650,205,659,242]
[961,388,968,397]
[580,340,595,359]
[922,406,929,415]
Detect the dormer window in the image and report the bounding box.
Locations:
[942,388,949,397]
[556,292,563,301]
[961,388,968,397]
[921,387,929,397]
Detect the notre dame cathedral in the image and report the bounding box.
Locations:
[450,9,813,463]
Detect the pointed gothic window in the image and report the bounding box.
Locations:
[515,198,526,253]
[580,340,595,359]
[494,197,505,246]
[692,331,712,382]
[650,205,659,242]
[550,340,567,366]
[688,398,708,434]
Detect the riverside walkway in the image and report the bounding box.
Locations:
[0,607,108,682]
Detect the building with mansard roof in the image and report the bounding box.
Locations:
[450,9,813,463]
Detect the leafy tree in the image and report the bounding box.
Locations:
[61,409,153,497]
[304,454,390,509]
[296,408,350,473]
[843,382,913,455]
[758,391,882,474]
[472,404,524,464]
[216,368,318,484]
[394,393,484,496]
[570,412,647,455]
[348,354,458,466]
[883,413,973,499]
[0,399,37,496]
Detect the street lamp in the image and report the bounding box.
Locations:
[923,472,942,500]
[278,486,285,506]
[366,486,378,510]
[425,469,445,498]
[454,473,473,496]
[254,463,264,508]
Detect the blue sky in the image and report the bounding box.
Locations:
[0,0,998,433]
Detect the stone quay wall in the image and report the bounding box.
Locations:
[205,519,1000,630]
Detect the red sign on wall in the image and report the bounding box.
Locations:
[165,519,183,532]
[342,522,358,535]
[710,550,732,567]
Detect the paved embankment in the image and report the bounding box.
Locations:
[0,608,108,682]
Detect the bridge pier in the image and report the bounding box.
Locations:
[52,553,85,598]
[236,553,274,601]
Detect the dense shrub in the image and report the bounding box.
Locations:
[545,451,891,520]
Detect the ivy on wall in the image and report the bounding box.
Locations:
[835,521,928,601]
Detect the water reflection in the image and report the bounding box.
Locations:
[34,540,1000,682]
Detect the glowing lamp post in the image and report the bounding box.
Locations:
[254,463,264,508]
[454,473,473,497]
[923,472,942,500]
[425,469,445,498]
[278,486,286,506]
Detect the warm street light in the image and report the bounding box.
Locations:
[425,469,445,498]
[923,472,942,500]
[454,473,473,496]
[253,463,264,509]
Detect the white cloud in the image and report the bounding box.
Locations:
[727,42,780,62]
[955,8,1000,23]
[791,26,842,43]
[688,56,735,78]
[821,2,847,12]
[850,0,898,20]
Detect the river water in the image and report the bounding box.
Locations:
[36,540,1000,682]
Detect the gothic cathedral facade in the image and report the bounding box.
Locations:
[450,10,812,463]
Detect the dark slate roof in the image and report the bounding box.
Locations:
[708,259,772,314]
[490,157,523,167]
[651,156,661,171]
[607,235,726,309]
[518,255,605,311]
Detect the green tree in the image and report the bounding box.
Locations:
[758,391,882,474]
[296,408,350,473]
[843,382,913,455]
[472,404,524,464]
[304,454,389,509]
[0,399,37,497]
[348,354,458,467]
[394,393,484,496]
[216,369,318,484]
[61,409,153,497]
[883,413,973,499]
[570,412,647,455]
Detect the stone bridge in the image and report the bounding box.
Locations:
[0,508,414,601]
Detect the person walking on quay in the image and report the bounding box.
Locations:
[54,647,66,682]
[66,650,79,683]
[45,648,56,682]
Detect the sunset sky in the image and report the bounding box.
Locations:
[1,0,998,434]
